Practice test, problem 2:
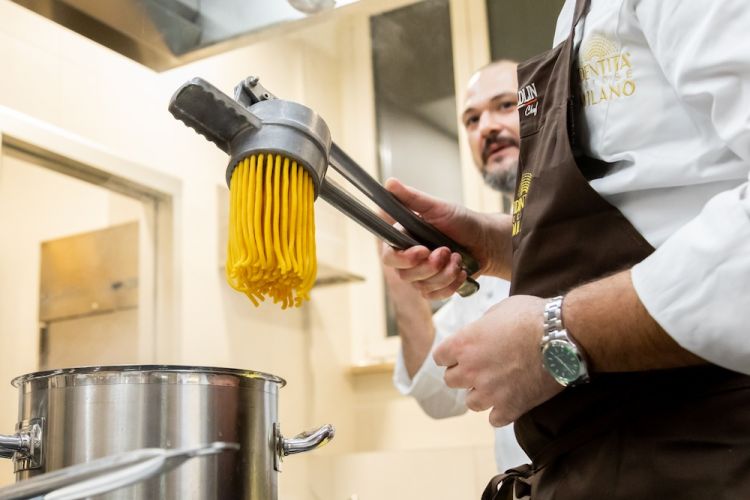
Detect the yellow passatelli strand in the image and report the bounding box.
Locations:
[235,159,249,270]
[295,170,309,304]
[226,161,239,288]
[272,154,289,307]
[253,154,267,269]
[288,162,299,272]
[302,175,316,294]
[295,165,306,285]
[245,158,261,299]
[300,173,311,293]
[307,177,317,289]
[280,157,292,272]
[271,154,286,276]
[244,157,258,267]
[263,154,276,278]
[277,159,293,308]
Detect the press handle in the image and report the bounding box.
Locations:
[456,277,480,297]
[320,181,480,297]
[168,77,262,154]
[320,180,422,250]
[328,143,480,297]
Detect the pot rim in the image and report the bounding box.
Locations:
[11,364,287,388]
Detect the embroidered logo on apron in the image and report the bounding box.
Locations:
[512,172,533,236]
[578,34,637,107]
[517,83,539,117]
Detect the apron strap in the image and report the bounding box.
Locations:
[571,0,590,32]
[567,0,590,157]
[481,464,533,500]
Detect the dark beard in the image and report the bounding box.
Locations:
[482,160,518,195]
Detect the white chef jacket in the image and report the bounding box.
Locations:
[393,276,530,472]
[554,0,750,374]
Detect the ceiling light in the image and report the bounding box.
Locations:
[287,0,336,15]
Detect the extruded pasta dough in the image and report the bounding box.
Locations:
[226,153,316,308]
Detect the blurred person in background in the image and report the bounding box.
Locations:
[381,59,529,472]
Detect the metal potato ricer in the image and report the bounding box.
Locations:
[168,75,480,296]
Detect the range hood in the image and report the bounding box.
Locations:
[11,0,358,71]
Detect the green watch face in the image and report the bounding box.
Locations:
[542,339,583,385]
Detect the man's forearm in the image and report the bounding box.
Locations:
[392,291,436,378]
[563,269,705,372]
[479,212,514,281]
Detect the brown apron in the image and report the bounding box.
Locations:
[483,0,750,498]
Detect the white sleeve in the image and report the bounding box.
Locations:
[629,0,750,373]
[393,278,511,417]
[393,299,468,419]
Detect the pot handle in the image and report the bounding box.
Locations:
[275,423,335,471]
[0,420,43,468]
[0,441,239,500]
[0,434,26,459]
[280,424,335,457]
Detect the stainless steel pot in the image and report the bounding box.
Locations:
[0,365,334,499]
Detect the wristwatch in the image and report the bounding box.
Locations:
[540,296,590,387]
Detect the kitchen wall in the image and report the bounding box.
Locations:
[0,0,501,498]
[0,154,148,369]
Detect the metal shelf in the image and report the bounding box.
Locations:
[314,262,364,288]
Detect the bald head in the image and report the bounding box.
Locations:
[461,60,520,194]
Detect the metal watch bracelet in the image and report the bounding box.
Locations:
[541,296,591,386]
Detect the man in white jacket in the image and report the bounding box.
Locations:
[382,60,529,472]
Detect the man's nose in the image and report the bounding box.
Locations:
[478,109,504,137]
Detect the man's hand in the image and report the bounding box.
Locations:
[381,178,513,300]
[433,295,563,426]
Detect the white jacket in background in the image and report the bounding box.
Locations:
[393,276,530,472]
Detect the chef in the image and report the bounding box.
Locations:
[381,0,750,498]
